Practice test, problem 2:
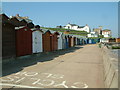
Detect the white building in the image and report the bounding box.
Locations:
[102,29,111,37]
[64,23,91,33]
[58,32,65,49]
[87,31,98,37]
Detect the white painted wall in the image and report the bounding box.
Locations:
[64,24,72,29]
[89,39,92,44]
[58,34,63,50]
[77,26,90,33]
[32,31,43,53]
[102,31,111,37]
[103,34,111,37]
[72,26,78,30]
[63,35,66,49]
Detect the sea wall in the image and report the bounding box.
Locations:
[101,44,118,88]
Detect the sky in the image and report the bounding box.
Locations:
[2,2,118,37]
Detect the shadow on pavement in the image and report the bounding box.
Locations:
[2,45,84,77]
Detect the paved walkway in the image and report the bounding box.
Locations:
[1,44,105,89]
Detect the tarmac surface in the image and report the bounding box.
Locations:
[1,44,105,89]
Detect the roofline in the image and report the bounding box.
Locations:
[44,30,52,34]
[53,31,59,35]
[31,28,44,33]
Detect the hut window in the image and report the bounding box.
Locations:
[35,37,37,39]
[24,29,27,31]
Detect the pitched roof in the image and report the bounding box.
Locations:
[11,14,32,23]
[102,29,111,31]
[79,26,85,28]
[68,24,78,26]
[1,13,10,23]
[9,17,21,26]
[31,28,43,33]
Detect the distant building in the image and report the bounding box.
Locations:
[116,38,120,43]
[109,38,116,42]
[102,29,111,37]
[64,23,91,33]
[93,26,102,35]
[87,31,98,37]
[56,25,62,28]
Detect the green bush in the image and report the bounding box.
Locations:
[112,46,120,49]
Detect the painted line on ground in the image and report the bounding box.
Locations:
[0,83,43,88]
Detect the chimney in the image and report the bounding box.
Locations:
[16,14,19,17]
[99,26,102,30]
[35,25,40,29]
[9,16,13,18]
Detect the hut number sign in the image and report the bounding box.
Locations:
[1,71,88,88]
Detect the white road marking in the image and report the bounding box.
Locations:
[15,77,25,83]
[38,79,55,86]
[31,78,41,85]
[1,77,14,82]
[71,82,88,88]
[0,83,42,88]
[15,72,27,75]
[25,72,38,76]
[54,81,69,88]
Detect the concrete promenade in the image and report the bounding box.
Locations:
[1,44,105,88]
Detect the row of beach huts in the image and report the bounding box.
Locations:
[100,38,120,43]
[1,14,88,60]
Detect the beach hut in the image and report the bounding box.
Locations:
[75,37,78,45]
[9,17,20,26]
[58,32,64,50]
[86,38,89,44]
[50,31,59,51]
[116,38,120,43]
[76,38,80,45]
[65,35,69,49]
[80,39,84,45]
[84,38,87,44]
[62,34,66,49]
[68,35,72,47]
[89,39,92,44]
[32,25,43,53]
[20,19,27,26]
[27,22,34,29]
[42,30,52,52]
[2,14,16,59]
[109,38,116,42]
[91,39,94,44]
[15,26,32,56]
[79,38,81,44]
[73,37,76,46]
[71,36,74,47]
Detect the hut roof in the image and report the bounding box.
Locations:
[31,28,43,33]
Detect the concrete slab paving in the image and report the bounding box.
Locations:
[1,44,105,88]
